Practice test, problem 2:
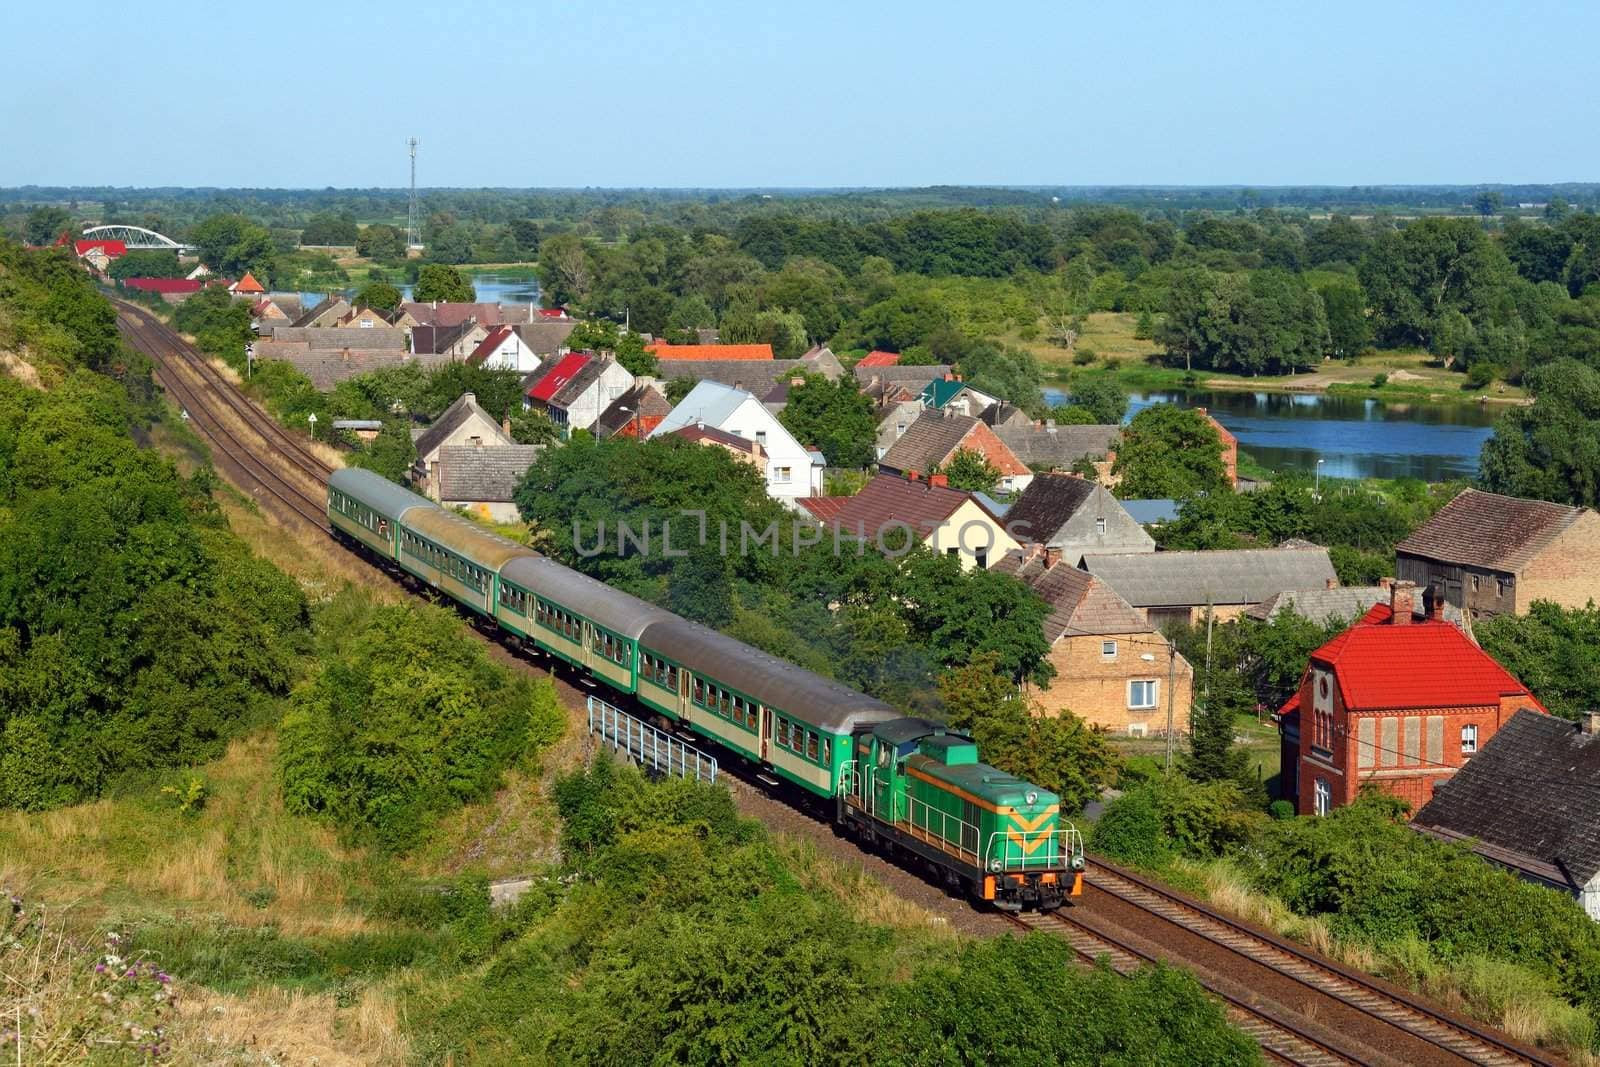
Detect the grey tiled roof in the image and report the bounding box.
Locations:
[415,393,512,460]
[853,362,952,384]
[1396,488,1587,573]
[1413,710,1600,889]
[595,384,671,438]
[437,445,542,503]
[267,326,408,349]
[1247,586,1466,627]
[511,320,578,357]
[253,342,415,390]
[654,358,806,397]
[1082,546,1337,608]
[878,412,975,474]
[996,424,1120,468]
[994,551,1153,639]
[1004,473,1097,541]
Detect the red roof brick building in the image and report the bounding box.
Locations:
[1279,580,1544,817]
[644,342,774,361]
[1196,407,1238,487]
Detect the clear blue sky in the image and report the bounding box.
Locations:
[7,0,1596,188]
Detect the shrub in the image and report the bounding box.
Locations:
[1268,799,1295,820]
[1072,346,1098,365]
[1465,361,1497,389]
[1371,371,1389,388]
[278,598,564,852]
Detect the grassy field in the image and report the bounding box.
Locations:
[1024,312,1527,408]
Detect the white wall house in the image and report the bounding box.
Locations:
[650,381,823,502]
[468,326,543,374]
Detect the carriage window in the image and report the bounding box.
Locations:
[821,738,831,764]
[806,732,819,761]
[777,720,790,747]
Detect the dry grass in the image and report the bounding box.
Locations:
[777,838,962,938]
[409,765,561,880]
[1012,312,1162,372]
[175,985,412,1066]
[0,349,44,389]
[0,735,373,939]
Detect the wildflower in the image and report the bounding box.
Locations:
[95,962,108,974]
[157,972,171,984]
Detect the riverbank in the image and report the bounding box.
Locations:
[1026,313,1528,410]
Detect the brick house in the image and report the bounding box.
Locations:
[798,472,1019,571]
[1395,488,1600,620]
[595,384,672,439]
[999,547,1193,736]
[435,444,542,524]
[412,392,515,493]
[1196,407,1238,487]
[671,422,767,471]
[879,410,1033,492]
[1412,710,1600,920]
[1004,472,1153,566]
[1278,580,1544,816]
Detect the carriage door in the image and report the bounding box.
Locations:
[759,706,771,761]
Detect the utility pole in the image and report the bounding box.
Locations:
[1165,644,1177,774]
[406,138,420,250]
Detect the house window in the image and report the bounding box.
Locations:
[1129,679,1158,710]
[896,422,907,437]
[975,550,987,569]
[1095,517,1107,534]
[755,431,767,447]
[1461,723,1478,755]
[1496,578,1507,598]
[1102,640,1117,660]
[1314,778,1331,817]
[773,466,792,484]
[1471,574,1480,591]
[946,547,960,559]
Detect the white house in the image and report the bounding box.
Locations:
[525,352,635,435]
[467,325,543,374]
[649,380,823,502]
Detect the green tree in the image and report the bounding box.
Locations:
[355,223,406,262]
[1065,375,1128,423]
[1476,601,1600,719]
[938,447,1002,493]
[1474,190,1505,217]
[299,213,359,246]
[414,264,476,304]
[353,281,402,312]
[1112,405,1227,499]
[1479,359,1600,505]
[1358,217,1515,349]
[24,206,72,246]
[720,307,809,359]
[189,214,276,280]
[1318,278,1372,358]
[347,418,415,481]
[777,373,876,469]
[108,249,182,280]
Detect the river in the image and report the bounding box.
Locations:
[1041,387,1501,482]
[292,270,542,310]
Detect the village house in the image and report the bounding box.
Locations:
[1394,488,1600,620]
[853,362,953,391]
[511,320,578,365]
[250,297,295,327]
[337,305,401,330]
[1412,709,1600,920]
[594,384,672,439]
[74,238,126,272]
[251,342,415,390]
[228,272,266,299]
[434,444,543,524]
[980,402,1032,431]
[649,380,823,502]
[1081,544,1337,629]
[670,423,767,471]
[920,376,999,417]
[998,546,1194,736]
[401,302,535,327]
[1278,580,1543,816]
[412,321,488,361]
[120,277,206,303]
[412,392,516,493]
[994,422,1122,475]
[878,410,1033,493]
[466,325,541,373]
[1196,407,1238,487]
[1005,472,1154,565]
[524,353,634,435]
[875,396,928,459]
[798,472,1020,571]
[292,296,351,328]
[855,350,901,370]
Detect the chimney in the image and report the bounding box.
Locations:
[695,418,705,431]
[1584,711,1600,736]
[463,392,476,406]
[944,371,955,381]
[929,473,948,488]
[1428,586,1446,622]
[1390,580,1417,625]
[1378,577,1394,591]
[1325,577,1338,590]
[1044,546,1062,568]
[502,416,512,437]
[907,470,921,482]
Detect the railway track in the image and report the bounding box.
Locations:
[112,301,1563,1067]
[114,305,332,531]
[1008,853,1558,1067]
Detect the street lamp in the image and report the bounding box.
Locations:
[616,404,637,439]
[1315,457,1326,497]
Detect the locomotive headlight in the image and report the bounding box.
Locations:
[989,858,1003,872]
[1025,790,1037,805]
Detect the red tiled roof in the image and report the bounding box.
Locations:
[122,278,203,294]
[671,424,759,453]
[1311,603,1543,713]
[857,350,901,368]
[467,326,514,367]
[535,307,569,319]
[527,352,591,403]
[798,496,850,522]
[74,239,126,257]
[644,343,773,362]
[814,474,984,537]
[231,271,265,294]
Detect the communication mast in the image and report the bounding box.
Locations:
[406,138,421,249]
